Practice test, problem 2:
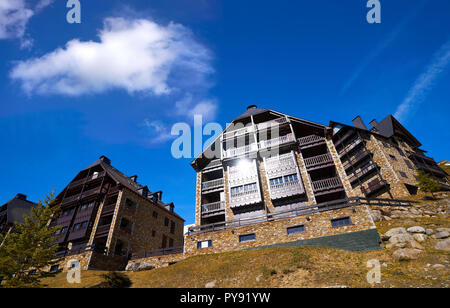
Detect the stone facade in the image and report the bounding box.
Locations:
[185,205,376,256]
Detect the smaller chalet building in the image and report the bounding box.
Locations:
[50,156,184,271]
[0,194,37,235]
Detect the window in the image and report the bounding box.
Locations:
[389,154,397,161]
[287,225,305,235]
[404,160,414,169]
[152,211,158,219]
[231,183,257,196]
[284,174,298,183]
[170,221,175,234]
[80,201,95,211]
[61,227,68,234]
[197,240,212,249]
[239,233,256,242]
[80,221,89,229]
[399,171,408,178]
[50,265,59,272]
[331,217,352,228]
[396,147,405,157]
[120,218,132,232]
[125,198,137,210]
[152,230,156,237]
[169,238,174,248]
[28,269,37,275]
[164,217,169,227]
[269,177,283,186]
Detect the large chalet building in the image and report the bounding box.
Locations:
[184,106,449,256]
[49,156,184,271]
[0,194,37,236]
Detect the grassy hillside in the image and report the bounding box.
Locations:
[42,216,449,288]
[438,162,450,175]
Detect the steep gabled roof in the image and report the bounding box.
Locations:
[0,194,37,225]
[372,115,422,148]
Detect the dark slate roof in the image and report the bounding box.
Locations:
[234,105,270,121]
[77,156,184,221]
[371,115,421,147]
[0,194,37,225]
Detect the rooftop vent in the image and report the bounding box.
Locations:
[352,116,368,130]
[130,175,138,182]
[99,155,111,165]
[15,193,27,200]
[247,105,257,110]
[165,202,175,213]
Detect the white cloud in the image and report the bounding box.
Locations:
[0,0,53,46]
[0,0,34,40]
[10,17,213,96]
[394,39,450,121]
[141,119,175,144]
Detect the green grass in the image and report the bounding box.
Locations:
[42,218,449,288]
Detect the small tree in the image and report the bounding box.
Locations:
[416,170,442,199]
[0,192,61,288]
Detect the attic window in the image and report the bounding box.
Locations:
[125,199,137,210]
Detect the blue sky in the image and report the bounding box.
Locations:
[0,0,449,224]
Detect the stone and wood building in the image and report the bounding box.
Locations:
[0,194,37,236]
[184,106,449,256]
[49,156,184,271]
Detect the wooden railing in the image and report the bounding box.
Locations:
[304,153,333,168]
[81,187,102,199]
[259,133,295,149]
[202,178,225,190]
[270,179,300,190]
[298,135,324,147]
[62,194,80,204]
[348,162,377,183]
[312,177,342,192]
[202,201,226,213]
[223,143,258,159]
[256,117,289,130]
[223,126,254,140]
[67,171,106,189]
[338,138,363,155]
[187,197,418,235]
[131,246,184,260]
[342,149,370,169]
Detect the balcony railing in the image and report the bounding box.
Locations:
[202,201,226,213]
[223,126,254,140]
[131,246,184,260]
[298,135,325,148]
[304,153,333,169]
[67,171,106,189]
[62,193,80,204]
[259,133,295,149]
[81,187,102,199]
[342,149,370,169]
[312,177,342,192]
[202,178,225,191]
[223,143,258,159]
[348,163,377,183]
[256,117,289,130]
[231,189,259,199]
[338,138,363,156]
[95,224,111,236]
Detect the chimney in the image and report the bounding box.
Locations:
[99,155,111,165]
[352,116,368,130]
[369,119,378,129]
[247,105,257,110]
[130,175,138,182]
[15,193,27,200]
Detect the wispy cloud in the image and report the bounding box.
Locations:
[394,39,450,121]
[340,0,426,95]
[0,0,54,48]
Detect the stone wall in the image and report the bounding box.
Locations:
[48,251,93,272]
[127,253,185,269]
[108,188,185,257]
[258,160,275,213]
[184,204,376,256]
[294,151,316,206]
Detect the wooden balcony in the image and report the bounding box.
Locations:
[304,153,334,170]
[364,179,387,196]
[81,187,102,200]
[348,162,377,184]
[256,117,290,130]
[101,202,117,216]
[338,138,363,156]
[342,149,371,170]
[223,143,258,159]
[223,125,254,140]
[95,224,111,237]
[298,135,325,149]
[312,177,343,193]
[67,171,106,189]
[201,201,225,217]
[259,133,295,149]
[202,178,225,192]
[62,193,81,204]
[269,179,304,199]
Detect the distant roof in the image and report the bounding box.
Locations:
[1,194,37,225]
